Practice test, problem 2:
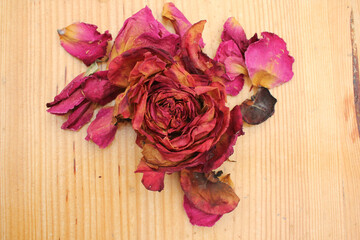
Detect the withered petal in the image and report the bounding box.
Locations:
[240,87,277,125]
[183,195,222,227]
[180,169,240,215]
[141,171,165,192]
[85,107,117,148]
[58,22,112,66]
[47,89,86,115]
[61,101,95,131]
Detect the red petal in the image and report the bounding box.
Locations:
[47,89,86,115]
[183,195,222,227]
[141,171,165,192]
[85,107,117,148]
[109,7,179,62]
[61,101,95,131]
[58,22,112,66]
[202,105,244,172]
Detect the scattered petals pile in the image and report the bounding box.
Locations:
[47,2,294,227]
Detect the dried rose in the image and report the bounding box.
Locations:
[245,32,294,88]
[240,87,277,125]
[108,47,243,191]
[109,6,179,63]
[47,71,120,131]
[58,22,112,66]
[180,169,239,227]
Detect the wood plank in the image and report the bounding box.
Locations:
[1,0,360,239]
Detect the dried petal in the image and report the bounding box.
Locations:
[224,56,247,80]
[240,87,277,125]
[245,32,294,88]
[109,7,179,62]
[58,22,112,66]
[85,107,117,148]
[47,89,86,115]
[223,75,245,96]
[202,105,244,172]
[61,101,95,131]
[81,71,121,105]
[162,2,205,48]
[183,195,222,227]
[214,40,242,63]
[180,169,240,215]
[141,171,165,192]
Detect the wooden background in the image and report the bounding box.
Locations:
[1,0,360,239]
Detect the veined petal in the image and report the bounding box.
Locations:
[58,22,112,66]
[61,101,95,131]
[85,107,117,148]
[245,32,294,88]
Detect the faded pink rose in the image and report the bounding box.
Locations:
[58,22,112,66]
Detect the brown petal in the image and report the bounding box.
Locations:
[240,87,277,125]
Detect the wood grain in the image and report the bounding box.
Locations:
[1,0,360,239]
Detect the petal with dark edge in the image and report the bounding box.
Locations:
[162,2,205,48]
[202,105,244,172]
[180,169,240,215]
[61,101,95,131]
[183,195,222,227]
[58,22,112,66]
[85,107,117,148]
[245,32,294,88]
[109,7,179,62]
[240,87,277,125]
[141,171,165,192]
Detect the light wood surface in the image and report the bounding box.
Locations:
[1,0,360,239]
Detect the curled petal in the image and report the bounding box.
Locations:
[180,169,239,215]
[221,17,249,54]
[47,89,86,115]
[203,105,244,172]
[85,107,117,148]
[183,195,222,227]
[245,32,294,88]
[82,71,121,105]
[141,171,165,192]
[109,7,179,62]
[58,22,112,66]
[61,101,95,131]
[240,87,277,125]
[162,2,205,48]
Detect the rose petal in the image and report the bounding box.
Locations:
[202,105,244,172]
[221,17,249,55]
[46,73,86,107]
[162,2,205,48]
[240,87,277,125]
[214,40,242,63]
[245,32,294,88]
[85,107,117,148]
[61,101,95,131]
[224,56,247,80]
[82,71,121,105]
[109,7,179,62]
[108,47,173,88]
[223,75,245,96]
[47,89,86,115]
[180,169,239,215]
[183,195,222,227]
[58,22,112,66]
[141,171,165,192]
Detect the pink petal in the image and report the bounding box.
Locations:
[61,101,95,131]
[162,3,205,48]
[85,107,117,148]
[183,195,222,227]
[141,171,165,192]
[109,7,179,62]
[224,56,247,80]
[47,89,86,115]
[203,105,244,172]
[224,75,245,96]
[58,22,112,66]
[214,40,242,63]
[245,32,294,88]
[46,73,86,107]
[221,17,249,54]
[81,71,121,105]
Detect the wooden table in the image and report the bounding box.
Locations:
[1,0,360,239]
